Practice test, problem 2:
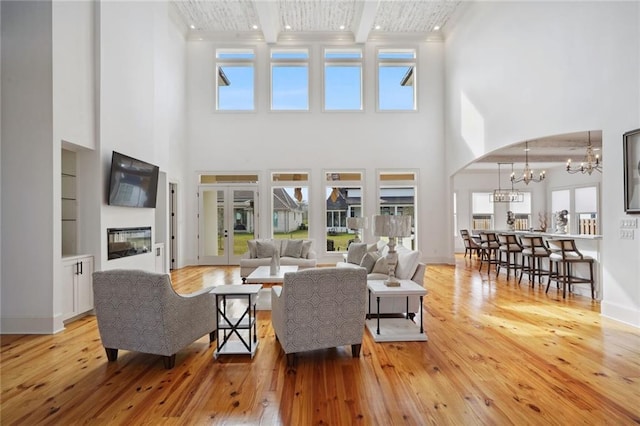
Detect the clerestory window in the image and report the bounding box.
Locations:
[215,48,255,111]
[271,49,309,111]
[377,48,417,111]
[323,48,363,111]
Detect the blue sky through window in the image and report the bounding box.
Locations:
[272,66,309,110]
[218,65,254,110]
[325,66,361,110]
[215,49,416,111]
[378,65,414,110]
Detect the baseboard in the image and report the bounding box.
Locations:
[0,315,65,334]
[423,255,455,265]
[601,301,640,328]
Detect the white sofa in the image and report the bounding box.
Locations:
[240,238,317,280]
[336,242,425,315]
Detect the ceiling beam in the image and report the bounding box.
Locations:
[477,155,576,163]
[254,1,280,44]
[355,0,380,43]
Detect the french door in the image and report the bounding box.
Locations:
[198,185,258,265]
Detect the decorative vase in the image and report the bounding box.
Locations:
[270,248,280,275]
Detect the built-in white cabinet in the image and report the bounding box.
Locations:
[61,255,94,321]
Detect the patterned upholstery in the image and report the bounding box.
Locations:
[271,267,367,365]
[92,269,216,368]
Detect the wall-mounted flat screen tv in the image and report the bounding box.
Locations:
[108,151,159,208]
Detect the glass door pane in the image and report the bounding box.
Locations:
[230,187,257,262]
[199,188,225,263]
[199,185,258,265]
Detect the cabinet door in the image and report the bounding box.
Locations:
[76,256,94,314]
[61,261,77,320]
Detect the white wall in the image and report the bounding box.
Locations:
[53,0,95,151]
[1,1,56,332]
[186,40,448,265]
[98,1,188,272]
[445,1,640,327]
[0,0,188,333]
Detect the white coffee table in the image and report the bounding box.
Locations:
[245,265,299,284]
[365,279,428,342]
[245,265,298,310]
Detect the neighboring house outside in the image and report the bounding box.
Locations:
[273,187,304,233]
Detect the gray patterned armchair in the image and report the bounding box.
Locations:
[271,267,367,366]
[92,269,216,369]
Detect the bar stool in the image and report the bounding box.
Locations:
[546,239,595,299]
[496,233,523,280]
[460,229,481,258]
[518,235,550,287]
[478,232,500,274]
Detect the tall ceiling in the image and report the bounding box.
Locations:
[172,0,464,43]
[171,1,603,174]
[465,131,603,172]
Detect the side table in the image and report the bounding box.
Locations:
[212,284,262,359]
[366,279,428,342]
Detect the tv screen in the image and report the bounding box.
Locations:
[108,151,159,208]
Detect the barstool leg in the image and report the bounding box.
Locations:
[546,261,556,294]
[562,261,568,299]
[590,262,595,299]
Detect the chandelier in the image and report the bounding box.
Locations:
[511,141,545,185]
[493,163,523,203]
[566,131,602,175]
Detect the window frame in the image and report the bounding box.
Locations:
[376,47,418,112]
[471,191,494,231]
[574,185,599,235]
[508,191,532,230]
[551,184,600,235]
[322,47,363,112]
[323,170,366,253]
[215,48,257,112]
[269,171,311,239]
[376,169,419,250]
[270,47,310,112]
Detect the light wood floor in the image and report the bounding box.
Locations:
[2,256,639,425]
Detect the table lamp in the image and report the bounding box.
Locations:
[372,215,412,286]
[346,216,368,243]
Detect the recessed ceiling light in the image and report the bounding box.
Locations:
[285,24,291,30]
[190,24,195,29]
[433,25,441,31]
[252,24,258,30]
[339,25,345,30]
[374,25,381,30]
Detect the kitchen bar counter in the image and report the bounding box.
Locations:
[513,231,602,240]
[472,229,602,300]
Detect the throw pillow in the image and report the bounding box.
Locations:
[372,256,390,275]
[301,240,312,258]
[395,248,421,279]
[359,252,380,273]
[346,242,368,265]
[283,239,303,258]
[256,240,276,258]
